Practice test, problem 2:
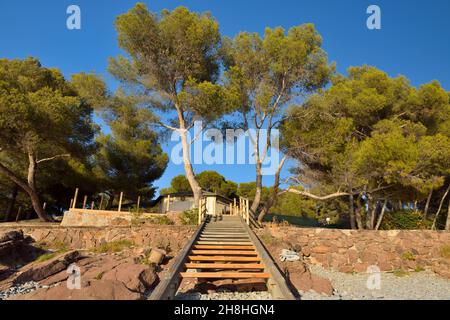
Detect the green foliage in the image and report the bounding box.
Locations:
[0,57,100,219]
[35,252,57,263]
[180,209,198,225]
[281,65,450,229]
[96,240,134,253]
[414,266,425,272]
[264,214,321,228]
[401,251,416,261]
[93,92,168,200]
[169,175,191,193]
[35,240,68,263]
[441,245,450,259]
[131,211,143,227]
[392,269,409,277]
[110,4,236,126]
[237,182,270,202]
[380,210,432,230]
[258,231,281,246]
[163,171,238,198]
[146,215,174,225]
[270,192,317,217]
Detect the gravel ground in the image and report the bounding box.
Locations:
[0,282,45,300]
[300,265,450,300]
[175,291,273,300]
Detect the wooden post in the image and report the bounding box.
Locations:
[15,207,22,223]
[246,199,250,225]
[99,194,104,210]
[166,194,171,212]
[118,192,124,212]
[69,198,73,209]
[91,201,95,210]
[82,196,87,209]
[137,196,141,210]
[72,188,79,209]
[43,202,47,210]
[234,198,237,215]
[198,200,202,225]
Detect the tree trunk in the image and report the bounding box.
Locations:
[355,193,364,230]
[0,161,52,222]
[366,199,377,230]
[423,189,433,218]
[257,156,286,223]
[348,194,357,229]
[445,198,450,231]
[5,185,18,222]
[432,184,450,230]
[177,109,202,207]
[375,200,388,230]
[251,160,263,214]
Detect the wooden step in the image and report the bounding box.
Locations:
[193,245,255,250]
[204,229,246,231]
[196,241,253,245]
[185,263,264,269]
[199,237,249,241]
[200,235,250,239]
[180,272,270,279]
[191,250,257,255]
[202,232,248,235]
[188,256,261,262]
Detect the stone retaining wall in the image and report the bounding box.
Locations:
[258,226,450,279]
[0,225,195,253]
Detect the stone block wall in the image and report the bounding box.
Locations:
[0,225,195,254]
[258,226,450,279]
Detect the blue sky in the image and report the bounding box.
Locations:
[1,0,449,195]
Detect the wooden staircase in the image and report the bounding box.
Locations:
[180,216,270,280]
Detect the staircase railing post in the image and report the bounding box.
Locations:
[198,199,202,225]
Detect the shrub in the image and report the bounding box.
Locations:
[441,245,450,259]
[96,240,134,253]
[180,209,198,225]
[392,269,409,277]
[414,266,425,272]
[380,210,432,230]
[401,251,416,261]
[259,232,280,245]
[131,211,144,227]
[35,252,57,263]
[146,215,174,225]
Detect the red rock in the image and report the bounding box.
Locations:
[0,230,24,243]
[11,280,142,300]
[347,249,359,263]
[312,246,330,254]
[361,251,377,265]
[311,274,333,296]
[302,246,311,257]
[338,265,354,273]
[13,251,82,284]
[289,272,313,293]
[102,263,158,293]
[353,263,369,273]
[0,265,12,281]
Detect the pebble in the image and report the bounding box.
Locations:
[300,265,450,300]
[175,291,273,300]
[0,281,44,300]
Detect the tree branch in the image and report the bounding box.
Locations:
[281,188,351,200]
[157,121,179,131]
[36,154,71,164]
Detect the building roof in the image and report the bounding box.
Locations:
[152,190,233,205]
